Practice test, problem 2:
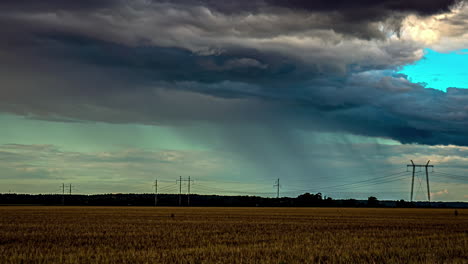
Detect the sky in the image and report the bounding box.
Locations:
[400,49,468,91]
[1,0,468,201]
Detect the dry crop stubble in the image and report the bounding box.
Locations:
[0,207,467,263]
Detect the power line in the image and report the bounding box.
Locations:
[329,174,409,190]
[432,171,468,182]
[285,166,405,186]
[194,183,275,196]
[157,184,178,193]
[283,171,408,193]
[434,170,467,178]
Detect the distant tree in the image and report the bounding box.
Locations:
[342,199,357,207]
[297,192,324,206]
[396,199,406,208]
[367,196,379,207]
[314,193,323,200]
[396,199,415,208]
[324,196,333,205]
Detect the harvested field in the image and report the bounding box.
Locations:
[0,207,467,263]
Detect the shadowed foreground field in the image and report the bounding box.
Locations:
[0,207,467,263]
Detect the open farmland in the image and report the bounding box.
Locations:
[0,207,467,264]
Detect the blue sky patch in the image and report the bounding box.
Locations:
[400,49,468,91]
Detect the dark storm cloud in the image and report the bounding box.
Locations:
[1,0,461,42]
[0,0,468,146]
[0,0,121,11]
[2,34,468,146]
[266,0,460,15]
[4,0,457,14]
[155,0,460,16]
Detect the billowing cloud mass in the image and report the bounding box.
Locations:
[0,0,468,199]
[1,0,467,146]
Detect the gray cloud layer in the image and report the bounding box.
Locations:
[1,0,468,146]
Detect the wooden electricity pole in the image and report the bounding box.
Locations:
[187,176,194,206]
[177,176,194,206]
[274,178,280,198]
[62,183,65,205]
[177,176,182,206]
[153,179,158,206]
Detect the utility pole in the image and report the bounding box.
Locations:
[69,183,72,195]
[425,160,431,202]
[410,160,415,202]
[274,178,280,198]
[176,176,194,206]
[153,179,158,206]
[62,183,65,205]
[187,176,194,206]
[177,176,182,206]
[407,160,433,202]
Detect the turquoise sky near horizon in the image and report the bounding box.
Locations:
[399,49,468,91]
[1,113,466,201]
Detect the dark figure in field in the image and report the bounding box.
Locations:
[170,213,175,218]
[454,210,459,216]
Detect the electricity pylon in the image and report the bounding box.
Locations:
[407,160,433,202]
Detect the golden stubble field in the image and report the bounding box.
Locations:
[0,207,467,264]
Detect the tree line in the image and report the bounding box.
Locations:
[0,192,420,207]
